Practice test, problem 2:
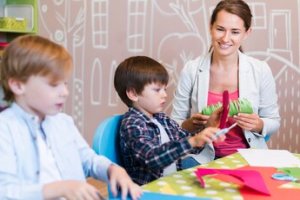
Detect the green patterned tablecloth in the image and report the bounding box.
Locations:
[142,153,300,200]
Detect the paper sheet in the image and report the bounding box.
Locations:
[278,167,300,179]
[238,149,300,168]
[195,168,270,195]
[239,166,300,200]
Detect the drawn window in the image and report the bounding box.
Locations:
[127,0,147,52]
[249,3,266,30]
[92,0,108,48]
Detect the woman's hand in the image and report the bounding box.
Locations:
[192,113,210,126]
[234,113,264,133]
[206,107,223,128]
[182,107,224,132]
[182,113,209,132]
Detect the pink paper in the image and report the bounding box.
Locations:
[195,168,270,195]
[220,90,229,128]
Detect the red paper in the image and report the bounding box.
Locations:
[220,90,229,128]
[195,168,270,195]
[239,166,300,200]
[0,42,8,47]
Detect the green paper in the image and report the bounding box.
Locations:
[201,98,253,116]
[278,167,300,179]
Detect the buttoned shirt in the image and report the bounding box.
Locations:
[0,103,112,200]
[120,107,203,185]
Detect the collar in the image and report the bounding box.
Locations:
[11,103,40,123]
[128,107,165,123]
[197,50,250,73]
[11,103,46,139]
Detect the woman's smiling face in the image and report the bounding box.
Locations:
[210,10,250,57]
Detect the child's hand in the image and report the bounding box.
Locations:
[108,164,142,200]
[189,127,223,148]
[43,180,101,200]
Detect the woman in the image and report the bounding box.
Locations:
[171,0,280,163]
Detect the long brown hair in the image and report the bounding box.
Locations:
[209,0,252,52]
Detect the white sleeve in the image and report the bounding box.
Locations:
[258,62,280,137]
[69,118,113,182]
[171,60,197,126]
[0,117,44,200]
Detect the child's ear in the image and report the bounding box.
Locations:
[8,78,25,95]
[126,88,138,102]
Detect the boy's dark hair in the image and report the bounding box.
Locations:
[114,56,169,107]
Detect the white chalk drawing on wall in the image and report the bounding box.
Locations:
[154,1,208,112]
[108,60,119,107]
[167,2,203,34]
[39,0,86,135]
[246,51,300,149]
[92,0,109,49]
[270,10,291,50]
[157,32,206,111]
[127,0,147,53]
[90,0,109,109]
[38,0,300,152]
[249,3,267,30]
[90,58,102,105]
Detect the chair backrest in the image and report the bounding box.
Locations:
[92,114,123,198]
[265,134,271,142]
[92,114,123,165]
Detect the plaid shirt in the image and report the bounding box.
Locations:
[120,107,203,185]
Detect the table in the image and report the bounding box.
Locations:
[142,152,300,200]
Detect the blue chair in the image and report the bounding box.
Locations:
[92,114,123,198]
[264,134,271,142]
[92,114,123,165]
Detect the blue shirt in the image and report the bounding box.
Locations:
[120,107,203,185]
[0,103,112,200]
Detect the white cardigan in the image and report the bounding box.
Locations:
[171,51,280,163]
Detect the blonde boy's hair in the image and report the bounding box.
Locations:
[0,35,73,102]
